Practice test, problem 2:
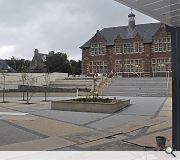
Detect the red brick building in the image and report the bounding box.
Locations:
[80,12,172,77]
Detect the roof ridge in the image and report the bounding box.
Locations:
[101,22,161,31]
[81,22,162,49]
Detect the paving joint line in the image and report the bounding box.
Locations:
[152,97,168,118]
[83,105,134,126]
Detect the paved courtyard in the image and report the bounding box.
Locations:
[0,95,171,151]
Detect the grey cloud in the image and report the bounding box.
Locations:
[0,0,158,61]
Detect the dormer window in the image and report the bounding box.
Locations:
[91,42,106,56]
[154,37,171,52]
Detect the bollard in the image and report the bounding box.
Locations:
[156,136,166,149]
[76,89,79,97]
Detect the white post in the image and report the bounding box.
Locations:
[76,88,79,97]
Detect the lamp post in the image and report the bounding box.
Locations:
[158,63,165,76]
[134,64,140,77]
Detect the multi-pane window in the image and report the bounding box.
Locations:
[154,37,171,52]
[124,43,134,53]
[134,42,143,53]
[124,59,143,72]
[89,61,108,74]
[115,42,143,54]
[152,58,171,72]
[115,60,123,73]
[91,43,106,56]
[115,44,123,54]
[115,59,143,73]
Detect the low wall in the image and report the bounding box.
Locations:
[51,99,130,113]
[0,72,68,90]
[17,85,90,92]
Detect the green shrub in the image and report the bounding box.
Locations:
[70,97,113,103]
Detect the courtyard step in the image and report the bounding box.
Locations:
[102,77,168,97]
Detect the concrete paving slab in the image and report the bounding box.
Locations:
[7,117,94,137]
[65,130,109,144]
[0,103,17,108]
[85,140,149,151]
[0,120,43,146]
[158,111,172,117]
[12,104,51,112]
[125,129,172,148]
[29,109,109,125]
[147,121,172,134]
[102,117,167,134]
[117,97,166,116]
[104,123,144,134]
[142,117,168,126]
[0,137,75,151]
[104,123,145,134]
[0,107,20,113]
[0,115,37,121]
[87,115,151,130]
[77,134,127,149]
[65,134,89,144]
[161,98,172,111]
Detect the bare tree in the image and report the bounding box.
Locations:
[0,73,7,103]
[21,73,27,101]
[43,73,50,102]
[25,74,37,104]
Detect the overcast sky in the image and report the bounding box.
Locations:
[0,0,158,61]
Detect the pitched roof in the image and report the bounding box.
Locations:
[80,22,161,49]
[33,52,47,62]
[0,60,16,72]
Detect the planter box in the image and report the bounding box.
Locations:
[51,99,130,113]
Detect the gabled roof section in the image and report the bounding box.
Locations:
[80,22,162,49]
[80,30,106,49]
[32,52,47,62]
[0,60,16,73]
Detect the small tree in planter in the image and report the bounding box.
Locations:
[0,73,8,103]
[21,73,28,101]
[20,64,29,101]
[25,74,37,104]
